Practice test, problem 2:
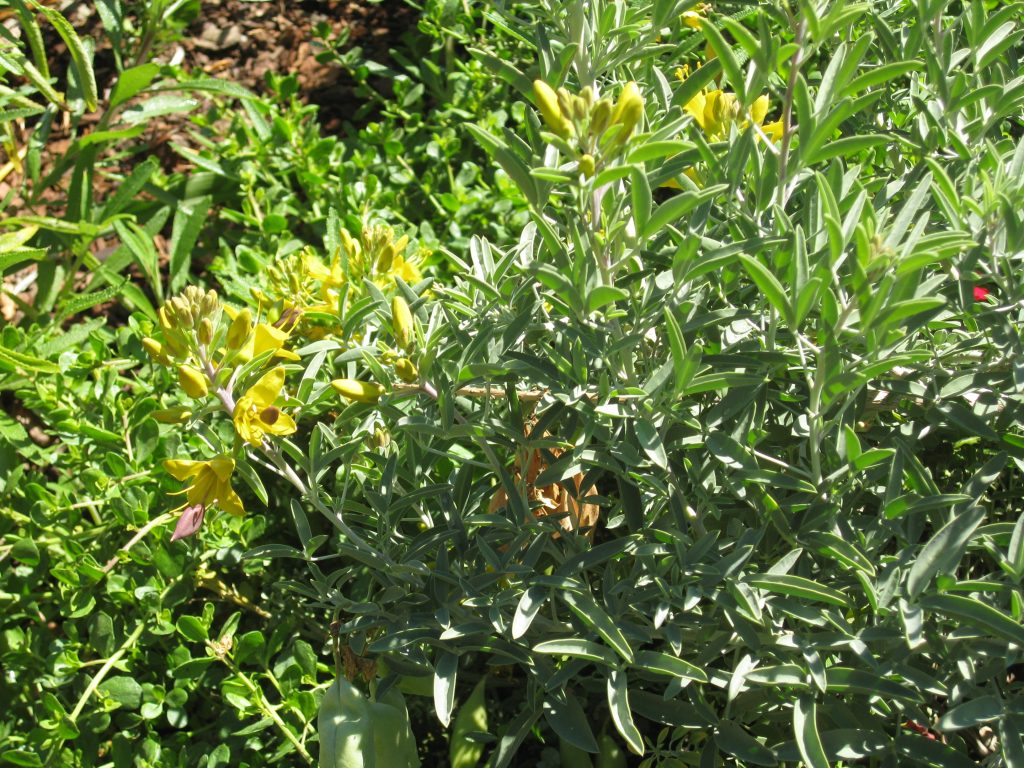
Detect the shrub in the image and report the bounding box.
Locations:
[4,0,1024,766]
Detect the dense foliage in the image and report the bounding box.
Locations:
[2,0,1024,767]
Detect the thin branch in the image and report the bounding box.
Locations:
[776,13,807,209]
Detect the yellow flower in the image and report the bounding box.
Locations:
[232,367,297,447]
[677,65,782,142]
[370,254,423,291]
[391,255,422,284]
[223,306,300,363]
[662,64,784,190]
[164,456,244,517]
[682,10,703,28]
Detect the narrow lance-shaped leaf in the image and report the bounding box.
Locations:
[794,695,829,768]
[606,670,643,756]
[31,1,98,111]
[740,254,793,327]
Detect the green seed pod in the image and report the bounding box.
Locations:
[394,358,419,383]
[178,365,208,399]
[559,739,594,768]
[579,154,596,178]
[450,678,487,768]
[533,80,570,138]
[392,296,415,351]
[331,379,385,404]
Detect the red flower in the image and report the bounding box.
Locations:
[973,285,991,302]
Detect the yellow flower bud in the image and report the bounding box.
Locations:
[682,10,703,29]
[163,332,187,358]
[152,406,193,424]
[198,318,214,346]
[392,234,410,255]
[610,81,644,145]
[227,308,252,351]
[142,337,168,365]
[159,306,174,334]
[533,80,572,139]
[371,427,390,449]
[339,228,356,256]
[392,296,415,351]
[590,98,613,135]
[579,154,596,178]
[394,358,419,383]
[201,289,219,316]
[377,243,396,272]
[571,94,588,120]
[178,365,208,399]
[331,379,384,404]
[556,88,573,116]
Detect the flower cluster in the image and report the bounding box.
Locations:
[251,226,423,342]
[532,79,645,179]
[677,64,783,142]
[144,227,425,542]
[143,287,301,539]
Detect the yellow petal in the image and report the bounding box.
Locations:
[209,457,235,483]
[306,257,332,281]
[249,367,286,407]
[217,483,245,516]
[164,459,206,480]
[703,90,721,135]
[683,91,706,129]
[763,120,784,142]
[262,409,296,437]
[393,256,421,284]
[253,323,288,356]
[750,95,770,127]
[233,396,260,445]
[187,470,217,505]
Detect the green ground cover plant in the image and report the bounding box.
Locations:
[2,0,1024,766]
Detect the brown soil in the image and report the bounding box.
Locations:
[177,0,415,130]
[1,0,415,323]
